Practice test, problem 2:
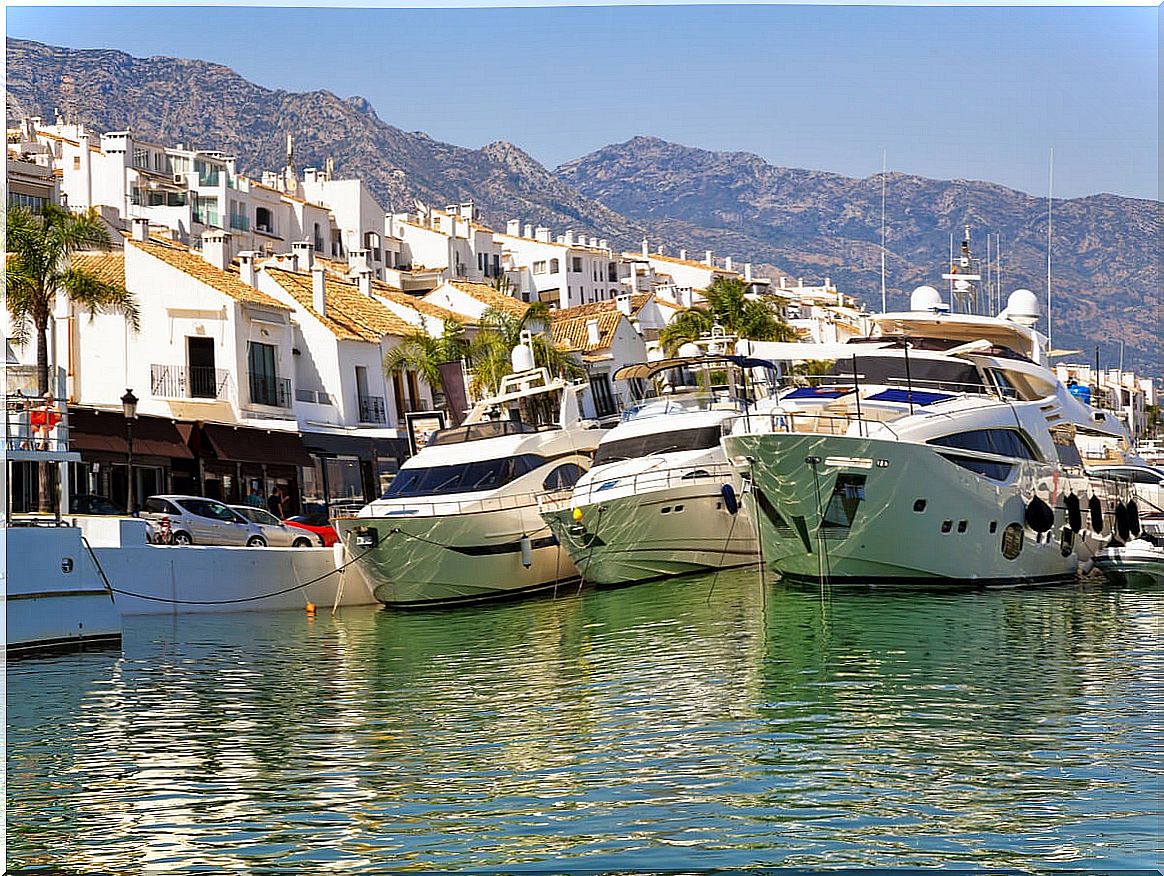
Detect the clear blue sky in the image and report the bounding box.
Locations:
[7,4,1159,200]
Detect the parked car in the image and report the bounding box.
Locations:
[140,495,268,546]
[1089,464,1164,515]
[284,509,340,547]
[230,505,322,547]
[69,494,124,515]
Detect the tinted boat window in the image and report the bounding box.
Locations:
[939,454,1015,481]
[831,357,984,393]
[594,426,723,466]
[928,429,1039,460]
[384,454,547,498]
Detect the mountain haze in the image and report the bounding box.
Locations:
[7,38,1160,373]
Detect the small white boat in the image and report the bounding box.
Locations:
[1093,534,1164,586]
[543,355,762,586]
[334,355,602,607]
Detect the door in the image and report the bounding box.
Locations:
[188,337,217,398]
[248,342,278,406]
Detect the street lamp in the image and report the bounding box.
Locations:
[121,388,138,514]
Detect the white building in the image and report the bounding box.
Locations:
[391,202,504,286]
[496,222,630,309]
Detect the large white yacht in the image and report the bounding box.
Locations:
[723,236,1131,588]
[542,355,764,586]
[334,355,601,607]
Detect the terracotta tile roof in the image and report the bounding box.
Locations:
[129,238,291,310]
[551,309,624,353]
[370,280,471,325]
[265,267,413,341]
[550,295,651,320]
[448,281,528,317]
[629,251,741,274]
[71,251,125,288]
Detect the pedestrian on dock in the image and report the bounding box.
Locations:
[244,485,264,508]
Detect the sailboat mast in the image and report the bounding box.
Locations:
[880,150,887,313]
[1047,148,1054,346]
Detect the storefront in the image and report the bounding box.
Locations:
[300,432,408,512]
[190,422,314,515]
[67,407,195,512]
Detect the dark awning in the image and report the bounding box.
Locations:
[69,407,194,459]
[201,423,314,467]
[302,431,408,460]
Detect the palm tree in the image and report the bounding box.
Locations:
[466,302,582,397]
[659,276,795,357]
[6,204,139,395]
[382,319,467,416]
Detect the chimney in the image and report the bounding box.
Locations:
[724,256,733,272]
[507,219,520,236]
[524,223,534,238]
[348,249,369,272]
[744,263,753,282]
[564,229,574,246]
[586,318,601,348]
[131,217,150,243]
[679,249,687,261]
[292,240,314,271]
[238,251,258,287]
[704,250,714,266]
[535,226,551,243]
[780,276,787,290]
[78,131,92,209]
[200,230,230,270]
[616,293,632,316]
[311,266,327,316]
[356,268,373,298]
[598,239,608,251]
[641,238,649,257]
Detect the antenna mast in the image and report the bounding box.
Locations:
[1047,148,1054,346]
[880,150,888,313]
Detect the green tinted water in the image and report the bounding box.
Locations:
[7,571,1162,871]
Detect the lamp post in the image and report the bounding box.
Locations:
[121,388,138,514]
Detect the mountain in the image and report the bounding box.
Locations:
[557,137,1162,374]
[7,39,1160,373]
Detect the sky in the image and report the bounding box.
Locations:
[5,4,1159,200]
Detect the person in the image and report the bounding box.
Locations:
[243,485,264,508]
[266,485,285,519]
[29,392,61,450]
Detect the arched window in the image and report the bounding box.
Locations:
[549,258,560,273]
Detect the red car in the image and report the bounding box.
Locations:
[284,511,340,547]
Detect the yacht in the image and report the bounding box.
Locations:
[723,233,1131,588]
[334,355,601,607]
[542,355,765,586]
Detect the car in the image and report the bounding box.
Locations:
[284,510,340,547]
[229,504,322,547]
[1089,464,1164,516]
[69,494,125,515]
[140,495,269,546]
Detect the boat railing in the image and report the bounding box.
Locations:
[727,408,903,441]
[5,391,70,454]
[355,488,570,519]
[564,461,738,508]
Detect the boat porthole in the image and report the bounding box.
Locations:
[674,505,684,513]
[941,520,953,534]
[913,499,927,512]
[1001,522,1024,560]
[661,506,671,514]
[989,521,998,534]
[957,520,968,534]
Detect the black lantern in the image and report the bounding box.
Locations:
[121,388,138,513]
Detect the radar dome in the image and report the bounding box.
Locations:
[677,342,702,358]
[910,285,943,312]
[1004,289,1041,325]
[510,342,535,373]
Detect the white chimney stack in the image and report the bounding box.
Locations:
[704,250,714,266]
[745,263,753,282]
[356,268,373,298]
[311,266,327,316]
[586,318,601,348]
[679,249,687,261]
[524,224,534,239]
[507,219,521,236]
[616,294,632,316]
[641,238,649,257]
[131,217,150,243]
[564,229,575,246]
[292,240,314,272]
[724,256,733,272]
[348,249,369,272]
[78,131,93,209]
[535,226,551,243]
[200,230,231,270]
[238,251,258,287]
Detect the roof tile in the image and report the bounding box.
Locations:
[265,267,414,341]
[129,238,291,310]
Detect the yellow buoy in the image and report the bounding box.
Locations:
[305,602,317,615]
[572,507,583,522]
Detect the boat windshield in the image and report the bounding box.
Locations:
[383,453,546,498]
[594,425,724,466]
[827,355,985,394]
[427,420,540,446]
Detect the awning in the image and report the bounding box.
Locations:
[69,408,194,459]
[201,423,314,467]
[302,431,408,460]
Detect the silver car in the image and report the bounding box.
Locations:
[140,495,268,546]
[229,505,322,547]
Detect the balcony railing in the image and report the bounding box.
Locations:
[296,388,335,406]
[248,372,292,408]
[151,364,231,400]
[5,392,70,453]
[358,394,387,424]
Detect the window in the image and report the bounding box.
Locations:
[133,147,148,168]
[533,260,547,274]
[822,474,866,528]
[928,429,1039,460]
[178,498,238,521]
[543,463,585,491]
[594,426,723,466]
[830,357,984,393]
[571,257,583,273]
[590,373,616,417]
[247,342,280,406]
[313,223,324,253]
[940,454,1014,481]
[549,258,560,273]
[365,232,381,262]
[143,497,181,515]
[255,206,274,234]
[383,454,546,498]
[73,156,81,170]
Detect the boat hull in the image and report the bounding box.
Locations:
[543,480,757,586]
[335,504,579,607]
[722,431,1084,588]
[1093,540,1164,586]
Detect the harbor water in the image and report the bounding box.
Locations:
[7,570,1162,871]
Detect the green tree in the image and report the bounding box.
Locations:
[466,302,582,397]
[382,319,467,416]
[6,204,139,394]
[659,276,795,357]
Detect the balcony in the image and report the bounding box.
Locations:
[358,394,387,424]
[248,373,292,408]
[151,364,230,400]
